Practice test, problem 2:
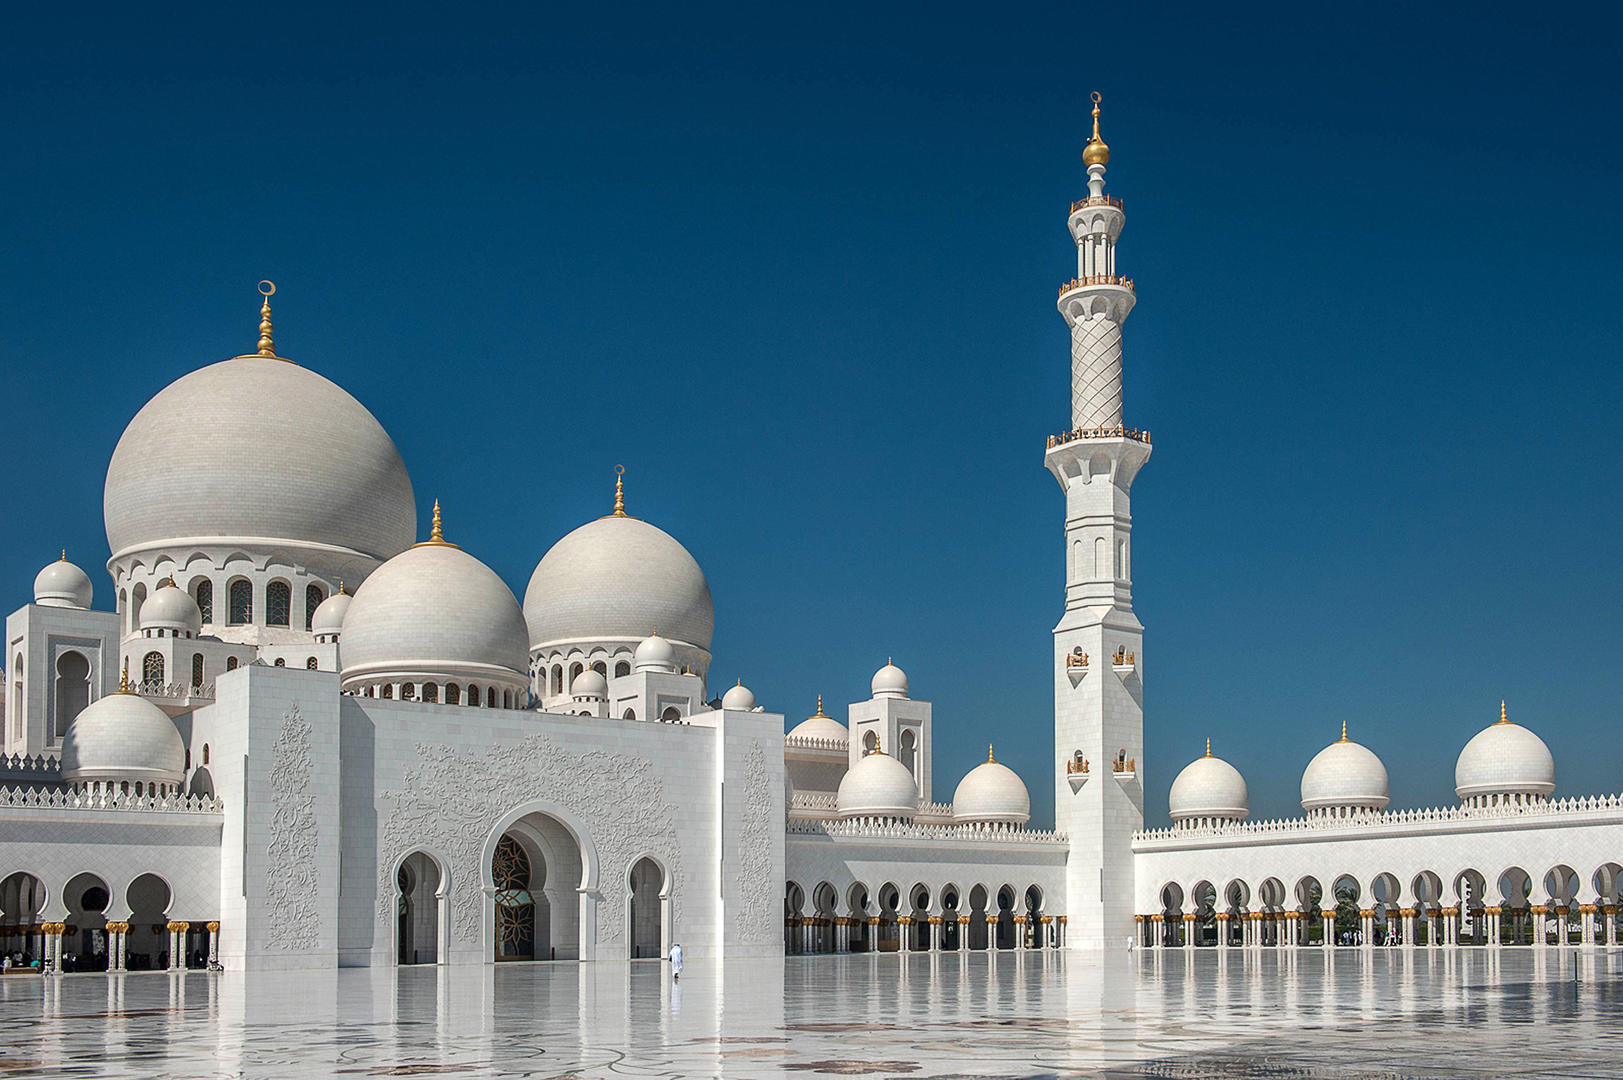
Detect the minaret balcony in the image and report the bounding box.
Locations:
[1058,275,1133,296]
[1064,647,1090,687]
[1046,426,1151,450]
[1066,754,1091,792]
[1069,195,1124,213]
[1057,277,1136,326]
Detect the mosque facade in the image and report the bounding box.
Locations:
[2,101,1621,973]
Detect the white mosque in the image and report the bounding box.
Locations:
[2,96,1620,974]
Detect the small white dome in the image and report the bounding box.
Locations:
[34,555,93,609]
[340,525,529,694]
[60,690,185,789]
[788,697,848,742]
[633,632,677,673]
[1301,726,1390,812]
[572,669,608,698]
[1168,744,1249,822]
[953,750,1030,825]
[140,580,202,635]
[523,513,713,650]
[722,681,757,710]
[311,589,352,638]
[836,747,919,819]
[1455,704,1555,802]
[871,661,909,699]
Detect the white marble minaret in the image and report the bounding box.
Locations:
[1046,94,1150,950]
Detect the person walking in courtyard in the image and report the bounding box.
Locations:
[668,942,683,981]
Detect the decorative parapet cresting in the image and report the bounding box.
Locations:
[784,734,847,752]
[0,753,61,779]
[0,785,222,814]
[787,817,1068,846]
[1134,791,1623,842]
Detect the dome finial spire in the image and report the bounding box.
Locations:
[1499,699,1509,725]
[612,464,627,517]
[430,499,444,543]
[813,693,825,717]
[60,549,66,561]
[1083,91,1110,167]
[119,660,131,694]
[1204,736,1212,757]
[256,281,277,358]
[988,743,995,763]
[1339,719,1349,742]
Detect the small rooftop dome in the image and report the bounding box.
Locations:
[311,586,352,640]
[633,631,678,674]
[34,553,93,609]
[788,696,848,742]
[871,660,909,699]
[572,668,608,699]
[952,746,1030,826]
[1455,701,1555,806]
[1168,740,1249,824]
[722,681,757,711]
[836,742,919,819]
[1300,722,1390,814]
[60,671,185,792]
[141,578,202,635]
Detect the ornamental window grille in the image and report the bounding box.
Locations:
[266,582,291,627]
[445,683,460,705]
[306,657,318,670]
[493,834,535,960]
[401,683,415,701]
[194,580,213,624]
[465,684,479,706]
[487,686,498,707]
[191,654,204,686]
[143,651,164,684]
[305,584,325,630]
[614,661,630,678]
[228,581,252,625]
[226,656,239,671]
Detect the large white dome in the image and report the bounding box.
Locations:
[836,749,919,819]
[523,514,713,650]
[340,532,529,693]
[34,555,93,609]
[310,589,353,639]
[104,356,416,562]
[141,580,202,635]
[1455,705,1555,803]
[1300,727,1390,812]
[787,697,847,742]
[952,751,1030,825]
[1168,745,1249,823]
[60,690,184,790]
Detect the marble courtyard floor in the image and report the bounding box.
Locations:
[0,949,1617,1078]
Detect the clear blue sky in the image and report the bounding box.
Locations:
[5,3,1621,828]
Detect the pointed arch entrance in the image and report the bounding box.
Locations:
[488,808,588,962]
[396,851,444,965]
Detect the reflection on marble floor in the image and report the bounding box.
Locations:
[0,949,1617,1078]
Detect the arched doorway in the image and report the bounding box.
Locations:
[54,651,91,738]
[62,872,111,972]
[491,812,584,962]
[126,873,171,970]
[0,872,45,967]
[397,851,443,965]
[629,857,665,958]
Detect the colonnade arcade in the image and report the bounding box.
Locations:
[0,870,218,972]
[1143,862,1623,949]
[784,880,1063,954]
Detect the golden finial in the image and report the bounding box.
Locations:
[988,743,995,763]
[1204,737,1212,757]
[1339,719,1349,742]
[813,694,826,718]
[256,281,277,358]
[338,580,346,595]
[1083,91,1110,167]
[871,736,885,756]
[119,660,131,694]
[60,549,66,562]
[413,499,460,549]
[1498,700,1509,725]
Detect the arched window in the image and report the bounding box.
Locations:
[266,581,291,627]
[465,684,479,705]
[305,584,326,630]
[614,661,630,678]
[623,708,637,720]
[503,689,513,708]
[194,579,213,624]
[228,580,253,625]
[273,657,286,667]
[863,730,878,754]
[486,686,497,707]
[306,657,318,670]
[381,684,393,699]
[551,666,563,695]
[422,683,439,703]
[131,583,147,631]
[900,729,917,775]
[592,661,607,676]
[191,654,204,687]
[54,651,90,738]
[401,683,416,701]
[226,656,239,671]
[445,683,460,705]
[203,744,209,764]
[568,662,583,690]
[143,651,164,685]
[661,706,681,723]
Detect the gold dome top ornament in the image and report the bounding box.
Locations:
[1082,91,1111,167]
[612,464,627,517]
[241,281,294,364]
[413,500,461,549]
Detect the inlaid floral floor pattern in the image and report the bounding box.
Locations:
[0,950,1616,1078]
